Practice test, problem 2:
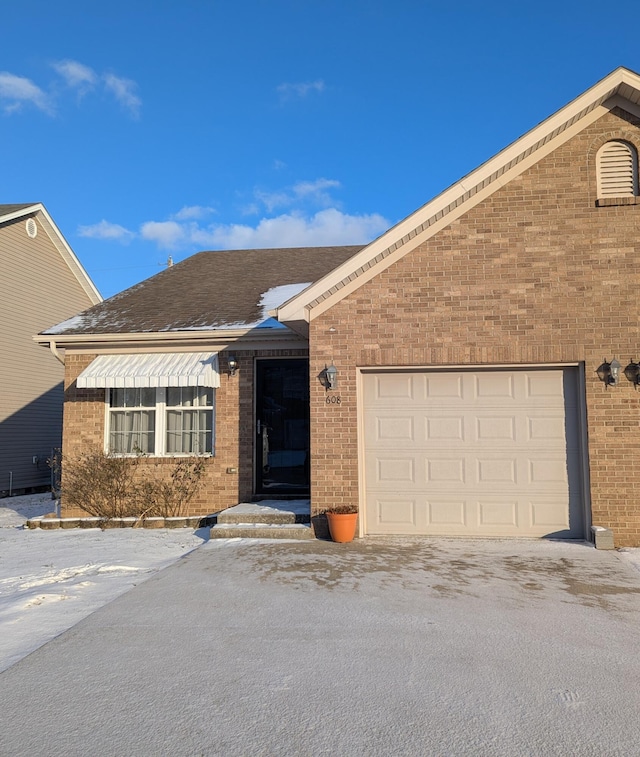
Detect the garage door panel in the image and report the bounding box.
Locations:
[527,414,567,443]
[478,500,519,527]
[374,498,419,530]
[476,415,517,441]
[530,499,570,529]
[477,457,518,483]
[363,368,584,538]
[426,458,466,483]
[475,372,515,399]
[426,416,465,441]
[375,415,415,441]
[425,374,464,400]
[428,500,467,526]
[528,458,569,484]
[375,456,416,484]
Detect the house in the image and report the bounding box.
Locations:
[37,67,640,546]
[1,203,101,496]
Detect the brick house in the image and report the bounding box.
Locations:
[38,67,640,545]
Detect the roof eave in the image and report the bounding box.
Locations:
[34,326,307,350]
[0,203,41,224]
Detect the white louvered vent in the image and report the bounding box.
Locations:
[597,141,638,198]
[25,218,37,238]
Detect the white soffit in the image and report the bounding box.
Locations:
[276,66,640,325]
[76,352,220,388]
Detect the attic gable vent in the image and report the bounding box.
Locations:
[597,141,638,198]
[25,218,37,238]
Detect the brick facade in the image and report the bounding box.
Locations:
[309,108,640,547]
[61,348,307,518]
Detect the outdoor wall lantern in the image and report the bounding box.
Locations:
[324,363,338,390]
[597,358,621,386]
[624,360,640,386]
[228,355,238,376]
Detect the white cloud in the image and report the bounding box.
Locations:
[191,208,390,249]
[276,79,325,100]
[52,59,98,94]
[104,73,141,118]
[254,188,294,213]
[293,178,341,197]
[0,62,141,119]
[0,72,52,115]
[140,221,186,250]
[77,220,135,242]
[253,177,342,213]
[171,205,215,221]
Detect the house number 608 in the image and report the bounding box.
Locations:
[326,395,342,405]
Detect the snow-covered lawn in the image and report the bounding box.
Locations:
[0,492,206,672]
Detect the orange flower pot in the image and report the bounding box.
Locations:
[326,511,358,543]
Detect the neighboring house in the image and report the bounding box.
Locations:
[37,67,640,546]
[1,203,101,496]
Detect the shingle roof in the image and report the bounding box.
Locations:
[0,203,38,217]
[44,246,363,335]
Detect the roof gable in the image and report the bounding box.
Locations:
[0,203,102,305]
[276,66,640,327]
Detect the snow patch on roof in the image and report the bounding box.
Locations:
[164,282,312,332]
[260,282,311,316]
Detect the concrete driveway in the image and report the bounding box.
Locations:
[2,537,640,756]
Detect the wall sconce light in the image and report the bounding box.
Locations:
[624,360,640,386]
[324,363,338,390]
[596,358,621,386]
[228,355,238,376]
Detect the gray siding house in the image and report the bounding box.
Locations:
[0,204,101,496]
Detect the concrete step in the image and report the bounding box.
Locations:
[209,523,314,540]
[209,500,313,540]
[216,510,309,525]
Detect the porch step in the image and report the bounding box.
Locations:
[209,523,314,540]
[209,499,313,540]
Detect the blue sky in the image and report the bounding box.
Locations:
[2,1,640,298]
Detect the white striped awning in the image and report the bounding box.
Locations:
[76,352,220,389]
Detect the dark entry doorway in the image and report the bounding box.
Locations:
[255,359,310,494]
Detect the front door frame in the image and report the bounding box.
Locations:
[254,357,310,496]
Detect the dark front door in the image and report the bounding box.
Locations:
[255,359,310,494]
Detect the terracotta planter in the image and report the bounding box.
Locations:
[326,511,358,543]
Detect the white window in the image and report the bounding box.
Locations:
[597,140,639,198]
[107,387,214,456]
[166,387,214,454]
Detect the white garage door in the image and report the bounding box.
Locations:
[362,368,584,538]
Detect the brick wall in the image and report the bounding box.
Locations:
[310,107,640,546]
[61,348,307,518]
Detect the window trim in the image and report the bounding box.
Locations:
[104,387,216,457]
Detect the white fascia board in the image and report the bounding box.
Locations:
[35,206,102,304]
[0,203,41,224]
[276,67,640,325]
[33,327,306,349]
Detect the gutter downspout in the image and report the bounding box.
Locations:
[48,340,65,365]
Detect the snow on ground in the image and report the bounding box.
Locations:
[0,493,207,672]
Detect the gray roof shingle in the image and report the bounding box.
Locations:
[44,245,363,335]
[0,203,38,217]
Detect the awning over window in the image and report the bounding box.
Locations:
[76,352,220,389]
